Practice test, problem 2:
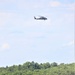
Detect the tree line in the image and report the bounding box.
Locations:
[0,61,75,75]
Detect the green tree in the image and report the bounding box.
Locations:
[51,62,58,67]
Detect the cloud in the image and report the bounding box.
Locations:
[2,43,10,49]
[0,12,13,26]
[17,1,44,9]
[0,43,10,51]
[62,2,75,11]
[63,40,74,47]
[0,0,38,9]
[49,1,75,11]
[49,1,61,7]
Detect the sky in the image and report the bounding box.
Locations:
[0,0,75,67]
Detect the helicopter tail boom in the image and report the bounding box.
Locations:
[34,16,36,19]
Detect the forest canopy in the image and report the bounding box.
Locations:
[0,61,75,75]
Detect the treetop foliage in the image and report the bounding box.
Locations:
[0,61,75,75]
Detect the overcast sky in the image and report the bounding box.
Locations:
[0,0,75,67]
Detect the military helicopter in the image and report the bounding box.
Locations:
[34,16,47,20]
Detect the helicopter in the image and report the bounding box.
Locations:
[34,16,47,20]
